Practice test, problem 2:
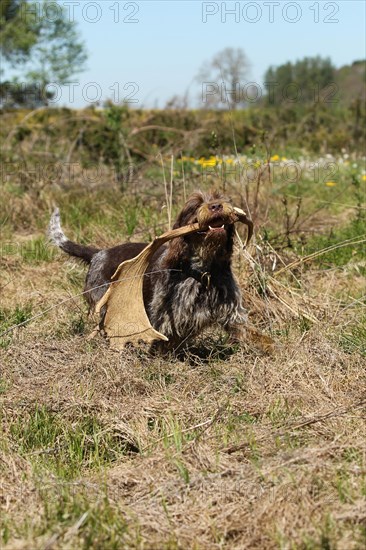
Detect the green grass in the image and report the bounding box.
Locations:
[70,315,86,335]
[0,378,9,394]
[0,303,33,348]
[19,236,57,264]
[266,397,301,426]
[2,404,140,547]
[304,216,366,267]
[1,487,132,549]
[339,316,366,356]
[10,406,139,480]
[0,236,57,264]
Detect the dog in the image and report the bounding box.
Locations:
[49,191,253,352]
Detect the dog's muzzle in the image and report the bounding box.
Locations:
[197,202,253,246]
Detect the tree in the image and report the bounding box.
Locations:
[0,0,87,107]
[25,1,87,90]
[264,56,336,106]
[197,47,251,109]
[0,0,39,64]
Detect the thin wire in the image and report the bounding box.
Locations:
[0,268,182,338]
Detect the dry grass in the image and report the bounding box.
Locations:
[1,124,365,548]
[1,324,365,549]
[1,229,365,549]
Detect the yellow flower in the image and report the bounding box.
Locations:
[270,154,280,162]
[281,156,288,162]
[362,175,366,181]
[325,181,336,187]
[201,157,216,167]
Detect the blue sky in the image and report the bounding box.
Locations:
[8,0,366,107]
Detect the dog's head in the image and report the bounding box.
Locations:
[166,191,251,266]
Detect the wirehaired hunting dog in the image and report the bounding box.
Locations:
[49,191,255,352]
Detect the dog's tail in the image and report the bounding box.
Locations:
[48,208,100,264]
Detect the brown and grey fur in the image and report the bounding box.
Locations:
[49,191,249,352]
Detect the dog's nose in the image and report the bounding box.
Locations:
[209,203,223,212]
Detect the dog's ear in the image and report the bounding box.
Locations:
[163,237,189,267]
[173,192,205,228]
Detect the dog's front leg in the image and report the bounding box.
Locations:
[226,322,275,354]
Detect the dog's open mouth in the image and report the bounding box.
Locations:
[198,214,234,234]
[196,203,241,235]
[207,217,226,232]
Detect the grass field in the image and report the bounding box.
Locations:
[1,109,366,549]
